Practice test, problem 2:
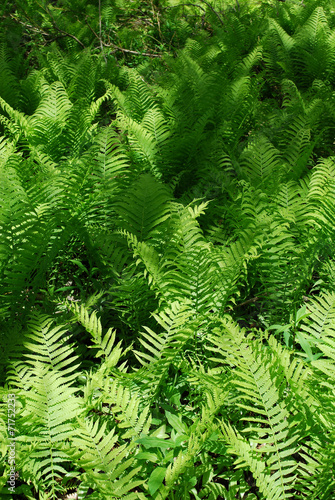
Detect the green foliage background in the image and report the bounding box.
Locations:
[1,0,335,498]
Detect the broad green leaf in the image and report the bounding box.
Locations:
[137,436,175,449]
[148,467,166,495]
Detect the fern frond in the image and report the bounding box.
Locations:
[23,315,80,375]
[118,113,161,176]
[122,72,158,121]
[274,180,308,226]
[210,318,301,500]
[157,411,218,500]
[281,115,314,180]
[307,157,335,235]
[70,302,126,373]
[0,95,30,144]
[133,302,194,398]
[86,126,130,200]
[6,315,81,499]
[117,174,171,241]
[234,46,263,78]
[86,378,152,440]
[241,136,281,188]
[27,81,72,161]
[295,7,329,51]
[300,292,335,377]
[264,19,295,80]
[71,417,143,499]
[0,44,20,108]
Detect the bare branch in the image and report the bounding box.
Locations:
[37,2,85,48]
[85,19,162,59]
[108,44,162,58]
[198,0,225,26]
[52,26,85,48]
[224,293,269,313]
[8,14,50,36]
[8,12,85,48]
[164,3,206,12]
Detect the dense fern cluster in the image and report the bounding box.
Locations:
[1,0,335,498]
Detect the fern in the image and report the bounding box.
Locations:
[5,316,80,498]
[70,418,144,499]
[116,174,171,240]
[241,135,281,188]
[2,1,335,497]
[210,318,305,499]
[132,302,195,400]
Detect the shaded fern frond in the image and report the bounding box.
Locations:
[300,292,335,377]
[133,302,194,398]
[70,302,127,374]
[241,136,281,188]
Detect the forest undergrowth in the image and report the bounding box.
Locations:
[1,0,335,498]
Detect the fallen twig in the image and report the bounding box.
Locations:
[37,2,85,48]
[85,19,162,58]
[164,3,206,12]
[52,26,85,48]
[9,14,49,36]
[224,293,269,313]
[108,44,162,58]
